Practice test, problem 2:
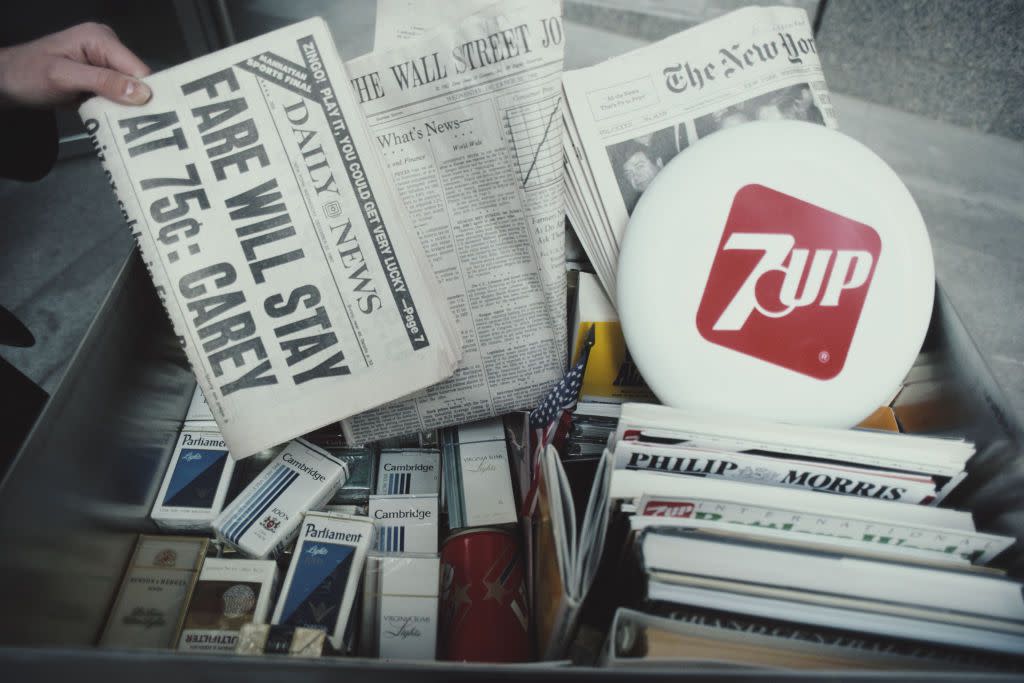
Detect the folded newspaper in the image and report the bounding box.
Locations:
[79,19,461,457]
[342,0,568,443]
[561,5,839,298]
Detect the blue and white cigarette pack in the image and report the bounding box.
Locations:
[272,512,374,650]
[369,494,438,554]
[213,440,349,559]
[152,430,235,531]
[376,449,439,495]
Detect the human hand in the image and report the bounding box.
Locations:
[0,22,152,109]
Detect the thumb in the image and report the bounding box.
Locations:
[52,58,151,105]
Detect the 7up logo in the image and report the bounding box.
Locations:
[696,184,881,380]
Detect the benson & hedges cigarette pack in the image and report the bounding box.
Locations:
[99,535,208,649]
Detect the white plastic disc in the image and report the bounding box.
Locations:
[617,121,934,428]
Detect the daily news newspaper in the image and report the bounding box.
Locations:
[342,0,568,443]
[79,19,461,458]
[562,6,839,297]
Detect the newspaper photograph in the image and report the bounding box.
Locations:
[343,0,568,443]
[79,18,461,458]
[561,6,838,296]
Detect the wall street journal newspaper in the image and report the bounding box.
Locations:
[79,19,461,458]
[562,6,839,297]
[342,0,568,444]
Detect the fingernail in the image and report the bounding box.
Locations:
[124,78,151,104]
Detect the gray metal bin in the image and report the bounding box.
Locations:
[0,251,1022,679]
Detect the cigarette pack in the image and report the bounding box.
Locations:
[325,447,376,507]
[99,535,208,649]
[184,384,218,430]
[235,624,325,657]
[440,420,516,529]
[376,449,439,495]
[369,494,438,554]
[152,430,235,531]
[451,418,506,444]
[213,439,349,559]
[178,558,279,652]
[361,553,440,660]
[272,512,374,650]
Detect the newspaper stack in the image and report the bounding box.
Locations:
[530,402,1024,663]
[79,18,462,458]
[561,6,839,298]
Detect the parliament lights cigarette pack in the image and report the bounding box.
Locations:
[99,535,208,649]
[152,430,235,531]
[271,512,374,650]
[178,558,279,652]
[376,449,439,495]
[369,494,438,553]
[362,553,440,660]
[213,439,348,559]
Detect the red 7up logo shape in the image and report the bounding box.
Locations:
[696,185,881,380]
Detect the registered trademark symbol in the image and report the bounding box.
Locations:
[818,350,830,363]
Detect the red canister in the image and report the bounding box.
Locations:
[439,527,531,662]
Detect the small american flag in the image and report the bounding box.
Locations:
[522,325,596,514]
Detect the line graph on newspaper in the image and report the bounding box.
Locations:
[504,93,563,191]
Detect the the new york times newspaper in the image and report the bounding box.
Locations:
[342,0,568,443]
[562,6,839,296]
[79,18,460,458]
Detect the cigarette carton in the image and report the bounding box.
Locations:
[152,429,235,531]
[213,439,348,559]
[271,512,374,650]
[178,558,278,652]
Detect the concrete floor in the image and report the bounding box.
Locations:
[1,0,1022,425]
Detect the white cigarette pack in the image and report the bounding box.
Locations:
[213,439,348,559]
[440,419,517,529]
[369,494,438,554]
[452,418,506,444]
[185,384,219,430]
[376,449,439,495]
[178,558,279,652]
[362,553,439,660]
[152,430,235,531]
[272,512,374,650]
[457,439,517,527]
